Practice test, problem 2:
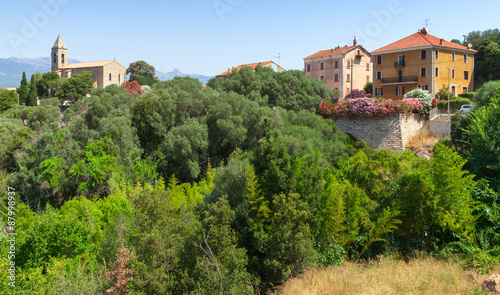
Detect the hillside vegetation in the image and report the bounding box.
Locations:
[0,65,499,294]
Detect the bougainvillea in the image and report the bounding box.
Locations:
[319,97,424,118]
[344,89,367,99]
[121,81,143,94]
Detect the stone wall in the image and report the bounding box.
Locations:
[332,113,426,151]
[430,119,451,137]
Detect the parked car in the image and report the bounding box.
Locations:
[460,105,471,113]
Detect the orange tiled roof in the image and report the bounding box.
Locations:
[216,61,274,77]
[305,45,356,59]
[372,30,476,53]
[58,60,120,69]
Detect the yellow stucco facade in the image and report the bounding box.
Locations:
[372,29,475,99]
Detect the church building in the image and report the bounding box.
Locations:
[51,35,126,88]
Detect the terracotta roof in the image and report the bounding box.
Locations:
[372,30,476,53]
[305,45,356,59]
[216,61,274,77]
[52,34,67,49]
[58,60,117,69]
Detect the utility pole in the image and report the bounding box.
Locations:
[447,66,456,115]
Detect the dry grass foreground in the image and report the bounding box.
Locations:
[276,256,496,295]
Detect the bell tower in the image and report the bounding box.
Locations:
[51,34,68,72]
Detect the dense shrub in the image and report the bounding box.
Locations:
[436,98,472,110]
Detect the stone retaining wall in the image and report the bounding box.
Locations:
[332,114,426,151]
[430,120,451,137]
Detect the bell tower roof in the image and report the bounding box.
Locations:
[52,34,67,49]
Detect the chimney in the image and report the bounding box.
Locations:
[440,39,444,45]
[420,27,427,35]
[353,36,358,46]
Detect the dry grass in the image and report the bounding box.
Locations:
[276,256,493,295]
[406,123,443,157]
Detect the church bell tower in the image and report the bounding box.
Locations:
[51,34,68,72]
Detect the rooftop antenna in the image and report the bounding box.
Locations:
[422,19,431,30]
[273,53,281,66]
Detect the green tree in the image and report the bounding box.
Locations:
[127,60,157,82]
[0,88,18,112]
[18,71,29,105]
[55,71,94,101]
[191,197,255,294]
[27,74,38,107]
[466,96,500,187]
[363,82,373,95]
[37,71,61,98]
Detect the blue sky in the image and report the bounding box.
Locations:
[1,0,499,76]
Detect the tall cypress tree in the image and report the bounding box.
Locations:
[18,72,29,105]
[27,74,38,106]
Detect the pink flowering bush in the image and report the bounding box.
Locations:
[319,97,424,118]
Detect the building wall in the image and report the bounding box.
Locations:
[305,47,372,99]
[60,62,126,88]
[433,49,474,96]
[102,63,127,88]
[332,113,425,151]
[430,119,451,137]
[344,49,372,97]
[373,47,475,99]
[373,48,431,99]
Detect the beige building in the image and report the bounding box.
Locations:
[371,28,476,99]
[51,35,126,88]
[215,61,285,80]
[304,38,373,99]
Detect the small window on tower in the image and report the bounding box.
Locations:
[62,54,65,64]
[53,53,57,64]
[109,73,112,81]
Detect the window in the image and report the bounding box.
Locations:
[451,85,456,95]
[377,55,382,64]
[419,85,429,91]
[319,75,324,81]
[109,73,112,81]
[395,86,405,96]
[463,87,468,93]
[334,74,339,82]
[92,73,95,80]
[435,49,439,59]
[347,74,351,82]
[421,67,427,77]
[464,71,469,80]
[452,52,455,62]
[464,54,468,63]
[421,49,427,60]
[53,53,57,64]
[381,87,384,96]
[375,87,384,97]
[320,62,324,70]
[347,88,350,93]
[377,71,382,80]
[306,64,311,72]
[61,54,65,64]
[347,60,351,69]
[366,76,370,83]
[398,70,403,82]
[397,55,405,67]
[334,60,339,68]
[452,69,455,79]
[435,67,439,77]
[366,63,370,71]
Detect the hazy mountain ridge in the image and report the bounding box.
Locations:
[0,57,213,88]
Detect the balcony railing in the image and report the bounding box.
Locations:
[380,76,418,84]
[394,61,405,67]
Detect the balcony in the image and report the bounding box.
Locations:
[380,76,418,85]
[394,61,405,67]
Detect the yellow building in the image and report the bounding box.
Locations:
[371,28,476,99]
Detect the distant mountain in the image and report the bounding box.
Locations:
[156,68,213,85]
[0,57,80,88]
[0,57,213,88]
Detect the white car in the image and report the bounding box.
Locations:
[460,105,471,113]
